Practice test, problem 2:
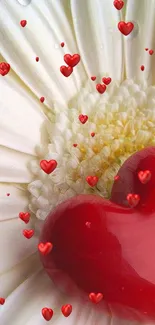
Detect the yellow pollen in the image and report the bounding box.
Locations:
[80,147,86,153]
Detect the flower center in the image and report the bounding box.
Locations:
[28,78,155,221]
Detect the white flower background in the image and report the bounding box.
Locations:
[1,0,155,324]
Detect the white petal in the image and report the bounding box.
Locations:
[125,0,155,83]
[0,146,33,183]
[0,269,111,325]
[0,184,29,221]
[0,0,86,106]
[0,252,41,297]
[0,216,38,274]
[71,0,124,80]
[0,75,47,155]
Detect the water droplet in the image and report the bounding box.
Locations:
[17,0,31,6]
[127,21,139,40]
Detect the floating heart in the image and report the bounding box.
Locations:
[86,176,98,187]
[60,65,73,77]
[40,159,57,174]
[0,62,10,76]
[78,114,88,124]
[138,170,151,184]
[91,76,96,81]
[113,0,124,10]
[89,292,103,304]
[38,242,53,255]
[96,84,106,94]
[23,229,34,239]
[42,308,53,321]
[19,212,30,224]
[20,20,27,27]
[64,54,80,67]
[118,21,134,36]
[102,77,112,85]
[61,304,72,317]
[126,193,140,208]
[0,298,5,305]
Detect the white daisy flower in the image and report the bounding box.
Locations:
[1,0,155,324]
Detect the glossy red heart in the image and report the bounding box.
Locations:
[0,62,10,76]
[40,147,155,322]
[78,114,88,124]
[118,21,134,36]
[64,54,80,67]
[23,229,34,239]
[40,160,57,174]
[113,0,124,10]
[86,176,98,187]
[102,77,112,85]
[89,292,103,304]
[96,83,106,94]
[60,65,73,77]
[42,307,53,321]
[38,242,53,255]
[19,212,30,224]
[61,304,72,317]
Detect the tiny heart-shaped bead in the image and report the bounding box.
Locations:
[113,0,124,10]
[38,242,53,255]
[91,76,96,81]
[126,193,140,208]
[20,20,27,27]
[40,159,57,174]
[118,21,134,36]
[78,114,88,124]
[19,212,30,224]
[0,298,5,305]
[61,304,72,317]
[60,65,73,77]
[138,170,152,184]
[0,62,10,76]
[96,83,106,94]
[23,229,34,239]
[89,293,103,304]
[42,307,53,321]
[86,176,98,187]
[64,54,80,67]
[102,77,112,85]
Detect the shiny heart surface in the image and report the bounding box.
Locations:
[40,147,155,322]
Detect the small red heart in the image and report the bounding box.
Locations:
[61,304,72,317]
[64,54,80,67]
[42,307,53,321]
[102,77,112,85]
[149,49,154,55]
[60,65,73,77]
[96,84,106,94]
[113,0,124,10]
[0,298,5,305]
[126,193,140,208]
[0,62,10,76]
[114,175,120,181]
[23,229,34,239]
[40,160,57,174]
[89,293,103,304]
[86,176,98,187]
[118,21,134,36]
[138,170,152,184]
[20,20,27,27]
[85,221,91,228]
[91,76,96,81]
[38,242,53,255]
[60,42,65,47]
[78,114,88,124]
[40,96,45,103]
[91,132,95,137]
[19,212,30,224]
